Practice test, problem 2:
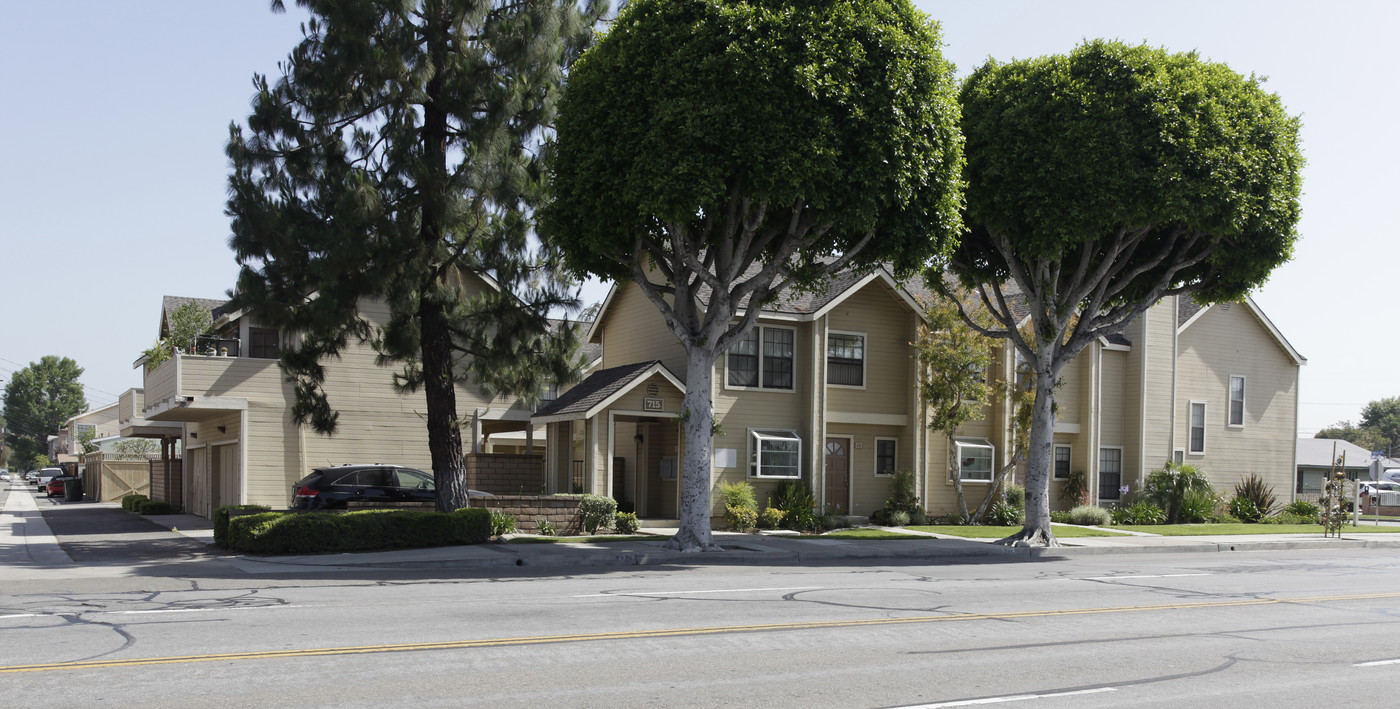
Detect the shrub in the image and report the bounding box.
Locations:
[214,504,272,547]
[1212,511,1242,524]
[537,518,558,536]
[1282,500,1320,523]
[1261,511,1315,525]
[875,470,922,523]
[984,501,1024,526]
[490,510,518,536]
[1233,474,1277,519]
[725,503,758,531]
[1229,496,1264,522]
[1049,510,1072,524]
[137,499,174,515]
[1004,483,1026,509]
[228,508,490,554]
[1069,505,1111,526]
[579,494,618,534]
[1144,462,1214,523]
[614,511,640,535]
[718,480,757,510]
[122,494,149,511]
[1177,488,1220,524]
[886,510,911,527]
[908,507,928,526]
[1059,469,1089,507]
[758,507,786,529]
[771,480,817,532]
[1111,500,1166,525]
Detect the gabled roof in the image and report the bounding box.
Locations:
[1297,438,1388,469]
[1179,295,1305,366]
[161,295,229,336]
[533,360,684,423]
[585,263,930,343]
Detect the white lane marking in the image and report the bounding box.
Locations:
[0,614,42,620]
[1081,573,1211,581]
[899,687,1116,707]
[1355,659,1400,667]
[572,586,819,598]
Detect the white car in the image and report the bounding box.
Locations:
[0,471,10,482]
[35,467,64,487]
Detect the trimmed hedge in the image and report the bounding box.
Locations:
[137,500,175,515]
[214,504,273,547]
[121,494,150,511]
[226,508,491,554]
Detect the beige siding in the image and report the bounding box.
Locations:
[598,284,689,376]
[823,282,915,418]
[1138,299,1178,475]
[826,424,912,517]
[1175,303,1299,497]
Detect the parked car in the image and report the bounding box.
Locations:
[1360,481,1400,496]
[0,471,10,482]
[35,467,64,487]
[291,464,491,510]
[46,473,80,498]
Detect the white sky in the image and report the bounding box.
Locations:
[1,1,1393,437]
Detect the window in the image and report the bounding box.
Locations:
[1189,401,1206,454]
[249,327,279,359]
[1099,448,1122,500]
[727,326,795,390]
[875,438,897,476]
[1173,449,1185,465]
[1228,375,1245,427]
[1054,445,1071,480]
[955,439,994,481]
[750,429,802,479]
[827,332,865,387]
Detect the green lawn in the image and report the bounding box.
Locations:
[906,524,1134,538]
[820,528,929,540]
[1113,523,1400,536]
[506,534,659,544]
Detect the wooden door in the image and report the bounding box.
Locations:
[187,448,209,518]
[824,437,850,513]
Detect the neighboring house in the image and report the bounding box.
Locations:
[1295,438,1400,496]
[137,287,593,518]
[54,403,121,463]
[536,270,1306,521]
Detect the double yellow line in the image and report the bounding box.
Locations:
[4,591,1396,674]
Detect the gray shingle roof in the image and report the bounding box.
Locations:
[1178,297,1206,328]
[160,295,230,336]
[534,360,664,419]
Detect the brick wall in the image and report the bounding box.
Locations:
[464,453,545,495]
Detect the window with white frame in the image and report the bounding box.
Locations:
[1189,401,1207,453]
[1099,447,1123,500]
[750,429,802,479]
[874,437,897,476]
[1228,375,1245,427]
[1054,445,1071,480]
[826,332,865,387]
[727,326,795,390]
[955,438,994,481]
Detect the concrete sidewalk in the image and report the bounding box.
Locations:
[10,482,1400,577]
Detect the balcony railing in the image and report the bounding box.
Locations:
[193,336,241,357]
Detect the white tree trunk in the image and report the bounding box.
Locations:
[1000,348,1061,547]
[662,345,723,552]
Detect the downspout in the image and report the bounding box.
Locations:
[1092,341,1101,504]
[1170,296,1179,462]
[240,409,249,504]
[911,310,923,509]
[814,316,826,509]
[1137,311,1150,486]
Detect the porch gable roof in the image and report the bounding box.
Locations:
[532,360,684,424]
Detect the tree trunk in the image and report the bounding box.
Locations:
[422,297,468,512]
[948,434,970,521]
[999,350,1060,547]
[662,345,723,552]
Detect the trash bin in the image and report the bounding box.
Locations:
[64,478,83,502]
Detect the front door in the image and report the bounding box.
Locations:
[824,437,850,513]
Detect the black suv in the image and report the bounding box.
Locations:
[291,464,489,509]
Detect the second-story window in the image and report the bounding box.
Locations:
[1228,375,1246,427]
[826,332,865,387]
[727,326,795,390]
[248,327,279,359]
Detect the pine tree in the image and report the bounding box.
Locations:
[226,0,603,511]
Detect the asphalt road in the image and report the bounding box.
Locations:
[4,501,1400,709]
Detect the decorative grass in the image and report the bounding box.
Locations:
[1113,523,1400,536]
[906,525,1133,538]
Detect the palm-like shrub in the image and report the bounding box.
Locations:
[1144,462,1214,523]
[1111,500,1166,525]
[1232,474,1277,522]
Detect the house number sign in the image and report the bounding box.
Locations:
[643,398,664,411]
